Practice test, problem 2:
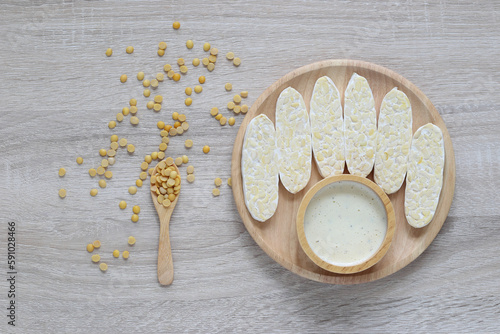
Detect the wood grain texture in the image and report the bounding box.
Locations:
[296,175,396,275]
[231,59,456,284]
[0,0,499,332]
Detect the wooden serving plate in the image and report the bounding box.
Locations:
[231,59,456,284]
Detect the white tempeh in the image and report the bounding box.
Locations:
[275,87,312,194]
[344,73,377,177]
[241,114,279,222]
[374,87,413,194]
[404,123,445,228]
[309,76,345,177]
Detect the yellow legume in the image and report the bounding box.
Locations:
[220,117,227,126]
[137,72,145,81]
[226,52,234,60]
[87,244,94,252]
[99,179,106,188]
[141,161,149,170]
[105,48,112,57]
[154,95,163,103]
[119,138,127,147]
[99,263,108,271]
[127,144,135,153]
[203,42,211,51]
[101,159,109,168]
[111,134,119,142]
[89,168,97,177]
[186,40,194,49]
[139,171,147,180]
[194,85,203,93]
[172,112,179,120]
[187,174,195,182]
[212,188,220,196]
[157,49,165,57]
[214,177,222,186]
[228,117,235,126]
[131,214,139,223]
[159,41,167,50]
[210,107,219,116]
[173,21,180,29]
[167,70,175,79]
[215,113,223,121]
[122,107,130,116]
[178,114,186,122]
[233,57,241,66]
[108,157,116,165]
[93,240,101,248]
[186,165,194,174]
[192,58,200,66]
[181,122,189,131]
[59,188,66,198]
[227,177,232,187]
[157,121,165,129]
[240,91,248,98]
[210,47,218,56]
[225,83,232,91]
[233,94,242,104]
[227,101,235,110]
[126,46,134,54]
[132,205,140,214]
[108,121,116,129]
[122,250,130,259]
[159,142,167,151]
[119,200,127,209]
[241,105,249,113]
[129,98,137,106]
[58,168,66,177]
[183,87,192,97]
[143,89,151,97]
[143,79,150,87]
[105,171,113,179]
[99,149,107,157]
[147,101,154,109]
[177,58,185,66]
[185,98,192,106]
[91,254,100,263]
[233,105,241,114]
[130,116,139,125]
[180,65,188,74]
[173,73,181,81]
[198,76,206,84]
[128,186,137,195]
[151,152,158,160]
[76,157,84,164]
[113,250,120,258]
[164,64,172,72]
[116,113,124,122]
[202,57,209,66]
[175,157,183,166]
[208,55,217,63]
[97,166,105,175]
[203,145,210,154]
[136,179,143,187]
[151,79,159,88]
[207,63,215,72]
[120,74,127,83]
[184,139,193,148]
[90,188,98,196]
[128,236,136,245]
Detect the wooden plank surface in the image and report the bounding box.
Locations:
[0,0,499,332]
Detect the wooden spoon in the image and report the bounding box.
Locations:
[150,161,180,285]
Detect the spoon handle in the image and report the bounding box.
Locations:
[158,213,174,285]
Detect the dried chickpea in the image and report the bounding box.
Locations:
[141,161,149,170]
[130,116,139,125]
[181,122,189,131]
[159,41,167,50]
[185,87,192,96]
[167,70,175,79]
[89,168,97,177]
[180,65,188,74]
[192,58,200,66]
[175,157,183,166]
[59,189,66,198]
[187,174,195,183]
[120,74,127,83]
[203,145,210,154]
[136,179,143,187]
[208,55,217,63]
[159,143,168,151]
[151,79,159,88]
[99,179,106,188]
[111,134,119,142]
[101,159,109,168]
[233,105,241,114]
[227,101,235,110]
[210,47,218,55]
[203,42,211,51]
[210,107,219,116]
[93,240,101,248]
[126,46,134,54]
[186,165,194,174]
[97,166,105,175]
[119,200,127,209]
[154,95,163,103]
[215,113,223,121]
[241,105,249,114]
[90,188,98,196]
[99,149,107,157]
[76,157,84,164]
[225,83,232,91]
[119,138,127,147]
[128,186,137,195]
[143,89,151,97]
[227,177,232,187]
[116,113,124,122]
[113,250,120,258]
[176,127,184,135]
[108,121,116,129]
[207,63,215,72]
[228,117,235,126]
[108,157,116,165]
[198,76,206,84]
[130,106,138,114]
[128,236,136,245]
[132,205,140,214]
[226,52,234,60]
[122,250,130,259]
[157,121,165,129]
[143,79,150,87]
[164,64,172,72]
[212,188,220,196]
[157,49,165,57]
[151,152,159,160]
[233,94,242,104]
[139,172,147,180]
[137,72,145,81]
[185,98,192,106]
[58,168,66,177]
[107,149,116,157]
[147,101,154,109]
[177,58,185,66]
[233,57,241,66]
[172,112,179,120]
[214,178,223,187]
[186,40,194,49]
[127,144,135,153]
[194,85,203,93]
[173,73,181,81]
[172,21,180,29]
[178,114,186,122]
[158,151,165,159]
[105,48,112,57]
[122,107,130,116]
[153,103,161,111]
[144,155,152,164]
[87,244,94,252]
[240,91,248,98]
[220,117,227,126]
[202,58,209,66]
[185,139,193,148]
[91,254,100,263]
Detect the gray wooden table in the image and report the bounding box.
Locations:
[1,1,499,332]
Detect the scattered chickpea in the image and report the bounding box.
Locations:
[207,63,215,72]
[233,94,242,104]
[119,200,127,209]
[136,179,143,187]
[203,145,210,154]
[151,79,159,88]
[159,41,167,50]
[59,189,67,198]
[158,49,165,57]
[122,251,130,259]
[130,106,138,114]
[226,52,234,60]
[186,40,194,49]
[233,57,241,66]
[131,214,139,223]
[147,101,154,109]
[105,48,113,57]
[87,244,94,252]
[180,65,188,74]
[208,55,217,63]
[178,114,187,122]
[89,168,97,177]
[99,263,108,272]
[113,250,120,258]
[111,134,119,142]
[163,64,172,72]
[116,113,124,122]
[202,58,209,66]
[108,121,116,129]
[186,165,194,174]
[99,179,107,188]
[128,186,137,195]
[127,144,135,153]
[97,166,105,175]
[58,168,66,177]
[120,74,127,83]
[227,101,235,110]
[76,157,84,164]
[185,139,193,148]
[119,138,128,147]
[210,47,218,56]
[192,58,200,66]
[143,79,151,87]
[93,240,101,248]
[203,42,211,51]
[210,107,219,116]
[126,46,134,54]
[185,98,192,106]
[214,178,223,187]
[187,174,195,183]
[227,177,232,187]
[225,83,232,91]
[130,116,139,125]
[154,95,163,103]
[173,21,180,29]
[173,73,181,81]
[240,91,248,98]
[137,72,145,81]
[143,89,151,97]
[241,105,249,114]
[91,254,101,263]
[133,205,141,214]
[198,76,206,84]
[177,58,185,66]
[233,105,241,114]
[228,117,235,126]
[122,107,130,116]
[128,236,136,245]
[90,188,98,196]
[215,113,223,121]
[212,188,220,196]
[151,152,159,160]
[194,85,203,93]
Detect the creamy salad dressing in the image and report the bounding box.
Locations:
[304,181,387,266]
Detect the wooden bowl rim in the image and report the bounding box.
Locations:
[296,175,396,274]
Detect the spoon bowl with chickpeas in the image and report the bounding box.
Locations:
[150,157,181,285]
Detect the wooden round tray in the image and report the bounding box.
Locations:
[231,59,456,284]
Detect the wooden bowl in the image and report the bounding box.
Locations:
[296,175,396,274]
